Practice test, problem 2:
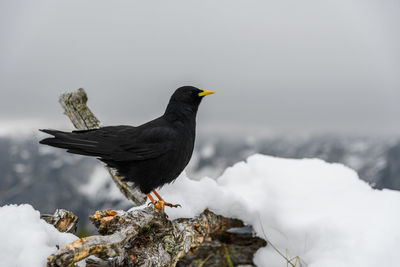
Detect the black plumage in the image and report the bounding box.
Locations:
[39,86,214,199]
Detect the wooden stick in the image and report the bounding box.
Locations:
[41,209,78,234]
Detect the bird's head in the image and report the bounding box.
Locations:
[165,86,214,120]
[171,86,214,104]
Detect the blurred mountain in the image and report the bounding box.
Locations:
[0,132,399,230]
[0,135,132,231]
[189,134,398,189]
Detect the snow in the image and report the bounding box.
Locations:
[156,154,400,267]
[0,204,79,267]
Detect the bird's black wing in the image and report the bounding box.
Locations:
[40,124,177,162]
[109,125,177,161]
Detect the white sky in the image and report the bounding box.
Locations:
[0,0,399,135]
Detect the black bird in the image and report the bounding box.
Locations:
[39,86,214,210]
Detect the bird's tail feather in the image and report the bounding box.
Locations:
[39,129,102,157]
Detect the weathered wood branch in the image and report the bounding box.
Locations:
[41,209,78,234]
[59,88,146,205]
[177,229,267,267]
[47,206,244,267]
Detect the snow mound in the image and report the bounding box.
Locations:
[157,154,400,267]
[0,204,79,267]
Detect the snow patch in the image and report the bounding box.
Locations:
[158,154,400,267]
[0,204,79,267]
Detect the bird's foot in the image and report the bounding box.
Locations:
[154,201,165,211]
[154,201,181,211]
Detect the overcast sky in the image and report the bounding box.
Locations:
[0,0,399,136]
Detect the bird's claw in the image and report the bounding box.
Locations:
[165,203,181,208]
[154,201,165,211]
[153,201,181,211]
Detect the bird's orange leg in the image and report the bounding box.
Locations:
[152,190,181,208]
[146,193,156,204]
[147,193,166,211]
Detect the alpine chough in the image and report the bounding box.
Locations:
[39,86,214,210]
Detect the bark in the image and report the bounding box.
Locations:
[177,231,266,267]
[41,209,78,234]
[47,206,245,267]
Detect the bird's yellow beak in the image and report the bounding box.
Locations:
[198,90,215,97]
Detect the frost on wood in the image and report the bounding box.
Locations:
[59,88,147,205]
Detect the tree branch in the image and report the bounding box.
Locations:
[47,206,243,267]
[41,209,78,234]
